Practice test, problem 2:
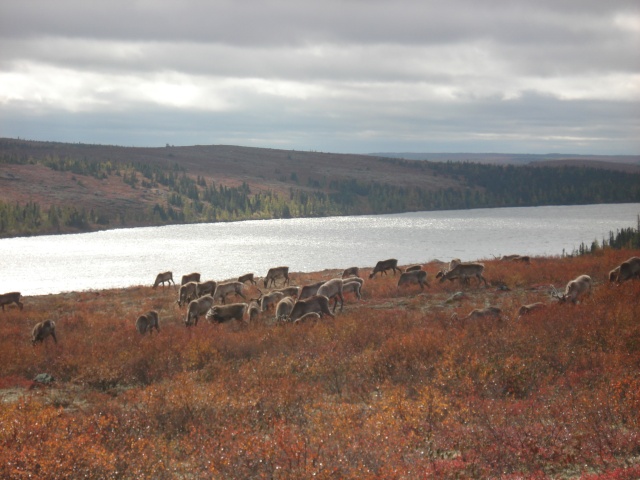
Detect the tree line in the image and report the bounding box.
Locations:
[1,152,639,238]
[574,216,640,255]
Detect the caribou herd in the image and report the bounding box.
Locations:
[7,253,640,346]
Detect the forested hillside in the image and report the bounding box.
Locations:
[1,138,638,237]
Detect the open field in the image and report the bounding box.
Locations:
[1,249,639,478]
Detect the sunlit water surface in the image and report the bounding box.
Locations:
[1,203,638,296]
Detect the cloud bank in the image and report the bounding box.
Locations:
[1,0,638,154]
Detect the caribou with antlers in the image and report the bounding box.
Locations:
[551,274,592,304]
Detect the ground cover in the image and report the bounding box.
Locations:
[1,249,639,478]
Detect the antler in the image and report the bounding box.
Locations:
[549,284,564,300]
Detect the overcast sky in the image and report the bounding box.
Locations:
[0,1,638,154]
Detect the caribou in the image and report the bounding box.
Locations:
[317,278,345,313]
[451,306,502,321]
[213,281,246,304]
[499,254,530,264]
[273,286,300,299]
[404,265,423,273]
[275,296,296,321]
[264,266,290,288]
[0,292,23,311]
[551,274,592,304]
[436,259,469,285]
[247,300,261,322]
[449,259,462,270]
[397,270,429,291]
[342,267,360,278]
[196,280,217,298]
[135,310,160,335]
[517,302,546,317]
[153,271,175,289]
[609,266,621,283]
[206,303,248,324]
[177,281,199,307]
[238,273,257,285]
[32,320,57,345]
[289,295,335,322]
[181,272,201,285]
[342,279,363,300]
[185,295,215,326]
[293,312,322,324]
[369,259,401,279]
[260,290,285,312]
[617,257,640,283]
[298,281,325,300]
[438,262,488,287]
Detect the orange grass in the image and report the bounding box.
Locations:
[1,248,639,478]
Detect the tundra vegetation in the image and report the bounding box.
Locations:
[1,249,639,478]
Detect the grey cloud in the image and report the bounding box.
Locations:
[0,0,638,154]
[1,0,637,45]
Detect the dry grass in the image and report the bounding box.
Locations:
[1,249,639,478]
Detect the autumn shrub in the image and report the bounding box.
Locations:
[1,251,640,478]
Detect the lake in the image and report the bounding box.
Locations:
[1,203,638,296]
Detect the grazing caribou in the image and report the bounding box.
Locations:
[206,303,248,324]
[609,266,621,283]
[238,273,257,285]
[616,257,640,283]
[181,272,201,285]
[136,310,160,335]
[289,295,335,322]
[275,296,296,321]
[342,280,362,300]
[451,306,502,321]
[185,295,215,326]
[342,267,360,278]
[153,271,175,289]
[317,278,345,313]
[264,266,290,288]
[273,286,300,299]
[293,312,322,324]
[369,259,401,279]
[0,292,23,311]
[260,290,285,312]
[213,281,246,304]
[551,274,592,304]
[32,320,57,345]
[449,259,462,270]
[247,300,261,322]
[438,263,488,287]
[298,281,325,301]
[177,281,199,307]
[397,270,429,291]
[500,254,530,264]
[436,259,467,285]
[404,265,423,273]
[517,302,546,317]
[196,280,217,298]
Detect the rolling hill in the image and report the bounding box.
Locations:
[1,138,639,237]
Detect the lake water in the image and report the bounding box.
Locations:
[1,203,638,296]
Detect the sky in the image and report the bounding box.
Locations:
[0,0,638,155]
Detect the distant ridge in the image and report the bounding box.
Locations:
[371,152,640,167]
[1,138,639,238]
